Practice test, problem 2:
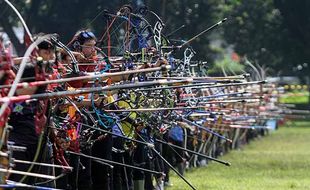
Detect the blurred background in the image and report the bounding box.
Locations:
[0,0,309,104]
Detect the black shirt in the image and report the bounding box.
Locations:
[8,101,39,145]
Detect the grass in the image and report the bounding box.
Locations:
[167,121,310,190]
[279,91,309,104]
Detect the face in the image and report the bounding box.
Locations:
[62,54,71,65]
[81,39,96,58]
[38,49,55,61]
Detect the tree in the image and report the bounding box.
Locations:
[219,0,285,75]
[219,0,310,76]
[0,0,119,55]
[147,0,223,61]
[273,0,310,77]
[208,55,245,76]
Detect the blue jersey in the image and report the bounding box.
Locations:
[169,125,184,143]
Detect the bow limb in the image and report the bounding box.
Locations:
[50,37,79,74]
[0,37,52,185]
[0,35,53,117]
[3,0,33,43]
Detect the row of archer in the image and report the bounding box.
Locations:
[0,2,303,190]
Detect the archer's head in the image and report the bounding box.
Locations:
[70,30,97,58]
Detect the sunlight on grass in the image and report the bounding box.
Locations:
[167,121,310,190]
[279,91,309,104]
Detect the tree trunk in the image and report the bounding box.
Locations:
[0,18,25,56]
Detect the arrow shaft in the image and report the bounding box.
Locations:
[0,79,188,103]
[0,65,171,90]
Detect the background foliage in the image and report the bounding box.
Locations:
[0,0,309,77]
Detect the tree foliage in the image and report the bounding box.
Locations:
[208,55,245,76]
[220,0,310,75]
[0,0,309,76]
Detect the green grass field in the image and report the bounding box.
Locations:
[167,121,310,190]
[279,91,309,104]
